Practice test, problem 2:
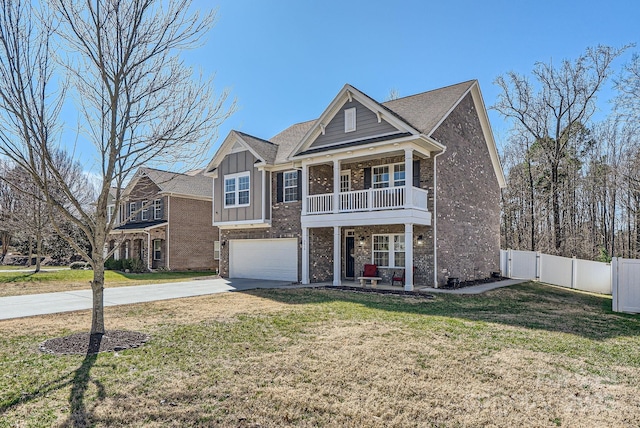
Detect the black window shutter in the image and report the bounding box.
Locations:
[413,159,420,188]
[364,167,371,189]
[276,172,283,203]
[296,170,302,201]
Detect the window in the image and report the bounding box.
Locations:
[129,202,136,220]
[224,172,250,207]
[141,200,149,220]
[214,241,220,260]
[372,234,405,268]
[340,170,351,193]
[393,164,406,186]
[107,205,114,222]
[284,171,298,202]
[154,199,162,220]
[372,164,405,188]
[372,166,389,188]
[344,107,356,132]
[153,239,162,260]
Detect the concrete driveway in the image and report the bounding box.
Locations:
[0,277,299,321]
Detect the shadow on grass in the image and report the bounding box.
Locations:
[63,334,105,427]
[0,272,36,283]
[0,334,105,427]
[241,282,640,340]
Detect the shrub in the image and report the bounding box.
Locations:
[104,258,123,271]
[128,258,147,273]
[69,261,87,270]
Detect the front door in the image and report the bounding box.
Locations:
[345,236,355,279]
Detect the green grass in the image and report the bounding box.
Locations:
[0,269,213,284]
[0,269,216,297]
[0,282,639,426]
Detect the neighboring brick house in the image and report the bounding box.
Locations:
[205,80,505,289]
[107,167,219,271]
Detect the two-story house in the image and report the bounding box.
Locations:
[107,167,219,271]
[206,80,505,289]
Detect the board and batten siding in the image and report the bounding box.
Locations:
[310,99,400,148]
[214,150,263,223]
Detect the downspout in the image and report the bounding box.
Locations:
[433,148,446,288]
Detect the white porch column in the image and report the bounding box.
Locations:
[301,163,308,215]
[404,223,414,291]
[333,159,340,213]
[302,227,310,284]
[333,225,341,286]
[405,148,414,208]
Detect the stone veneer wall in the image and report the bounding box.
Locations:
[309,227,333,282]
[350,224,433,286]
[430,93,501,285]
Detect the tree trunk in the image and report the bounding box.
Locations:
[91,259,106,334]
[526,147,535,251]
[35,228,42,273]
[551,162,562,253]
[27,235,33,267]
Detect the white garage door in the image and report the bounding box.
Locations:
[229,238,298,281]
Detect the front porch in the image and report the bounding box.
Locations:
[106,223,167,271]
[302,224,433,291]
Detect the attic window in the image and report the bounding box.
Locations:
[344,107,356,133]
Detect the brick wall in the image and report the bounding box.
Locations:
[351,225,433,286]
[309,227,333,282]
[168,196,219,271]
[430,93,501,284]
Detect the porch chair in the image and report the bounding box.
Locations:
[391,267,417,286]
[361,263,379,278]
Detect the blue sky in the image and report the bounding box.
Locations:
[186,0,637,161]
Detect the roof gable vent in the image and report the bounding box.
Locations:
[344,107,356,133]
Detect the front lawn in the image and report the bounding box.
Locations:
[0,282,639,426]
[0,270,216,297]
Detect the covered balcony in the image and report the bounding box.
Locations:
[300,147,432,228]
[306,186,428,214]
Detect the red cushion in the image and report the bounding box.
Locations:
[363,264,377,276]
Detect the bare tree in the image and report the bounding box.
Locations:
[615,52,640,126]
[0,160,15,263]
[493,45,627,253]
[0,0,234,334]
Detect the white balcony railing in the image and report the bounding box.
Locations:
[307,193,333,214]
[306,187,428,215]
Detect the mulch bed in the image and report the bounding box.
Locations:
[39,330,149,355]
[440,276,508,290]
[320,286,434,299]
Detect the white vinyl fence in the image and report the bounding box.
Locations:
[501,249,640,314]
[612,258,640,314]
[500,249,611,294]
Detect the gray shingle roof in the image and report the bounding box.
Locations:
[139,167,212,199]
[270,120,315,164]
[263,80,475,164]
[235,131,279,164]
[381,80,475,136]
